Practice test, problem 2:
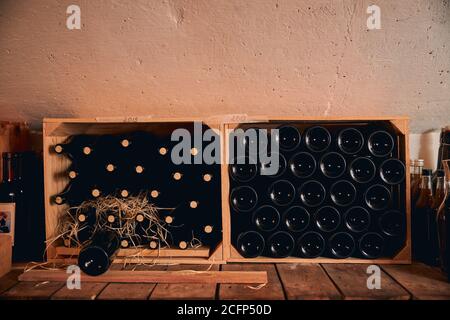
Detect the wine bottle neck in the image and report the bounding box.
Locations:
[2,153,15,182]
[419,175,433,191]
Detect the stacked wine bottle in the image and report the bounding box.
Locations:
[229,122,407,259]
[52,125,222,251]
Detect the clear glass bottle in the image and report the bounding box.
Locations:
[437,160,450,281]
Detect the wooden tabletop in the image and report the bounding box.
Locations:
[0,263,449,300]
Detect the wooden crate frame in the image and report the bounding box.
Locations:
[43,117,226,265]
[221,116,411,264]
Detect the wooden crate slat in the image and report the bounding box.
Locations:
[219,264,284,300]
[0,270,21,295]
[1,281,65,300]
[276,264,342,300]
[322,264,410,300]
[51,282,107,300]
[55,246,210,258]
[150,265,219,300]
[97,264,166,300]
[19,269,267,284]
[382,264,450,300]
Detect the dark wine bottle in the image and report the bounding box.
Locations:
[230,186,258,212]
[252,205,280,232]
[344,206,371,233]
[267,231,295,258]
[330,180,356,207]
[288,152,316,178]
[359,232,385,259]
[229,156,258,182]
[364,184,391,211]
[349,157,376,184]
[282,206,310,233]
[413,168,434,261]
[54,135,96,160]
[268,180,295,206]
[305,126,331,152]
[314,206,341,232]
[78,229,120,276]
[259,152,286,177]
[379,158,406,185]
[379,210,405,238]
[337,128,364,154]
[236,231,265,258]
[297,231,325,258]
[320,152,346,178]
[329,232,356,258]
[299,180,326,207]
[368,130,394,157]
[275,125,301,151]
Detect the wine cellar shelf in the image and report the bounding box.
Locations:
[43,117,225,265]
[43,116,411,265]
[223,116,411,264]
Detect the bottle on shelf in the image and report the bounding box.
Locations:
[364,184,391,211]
[437,160,450,282]
[319,152,346,179]
[304,126,331,152]
[367,130,394,157]
[275,125,301,151]
[54,135,96,160]
[230,186,258,212]
[337,128,364,154]
[329,232,356,259]
[268,180,295,206]
[413,168,434,262]
[330,180,356,207]
[288,152,316,178]
[282,206,310,233]
[78,229,120,276]
[267,231,295,258]
[236,231,265,258]
[428,170,446,266]
[252,205,280,232]
[298,180,326,207]
[411,159,425,205]
[296,231,325,258]
[358,232,385,259]
[379,158,406,185]
[349,157,376,184]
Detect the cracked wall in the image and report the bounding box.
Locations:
[0,0,449,132]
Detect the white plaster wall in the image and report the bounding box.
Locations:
[0,0,449,131]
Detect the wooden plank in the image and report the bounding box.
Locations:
[0,270,21,295]
[97,264,166,300]
[55,246,210,258]
[0,281,64,300]
[50,264,122,300]
[277,264,341,300]
[383,264,450,300]
[322,264,410,300]
[219,264,284,300]
[19,269,267,284]
[150,265,219,300]
[0,234,12,278]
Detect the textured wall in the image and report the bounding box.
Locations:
[0,0,449,132]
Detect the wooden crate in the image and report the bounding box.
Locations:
[221,116,411,264]
[43,117,226,265]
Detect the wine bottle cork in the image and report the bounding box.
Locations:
[159,147,168,155]
[121,239,129,248]
[83,146,92,155]
[135,165,144,174]
[106,164,115,172]
[149,241,158,249]
[107,215,115,223]
[55,196,63,205]
[179,241,188,250]
[165,216,173,224]
[190,201,198,209]
[173,172,182,180]
[191,147,199,156]
[78,214,86,223]
[68,171,77,179]
[121,189,129,198]
[121,139,130,147]
[204,225,213,234]
[136,214,144,223]
[54,145,63,154]
[150,190,159,198]
[203,174,212,182]
[92,189,100,198]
